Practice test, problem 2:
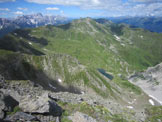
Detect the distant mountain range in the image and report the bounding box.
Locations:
[0,13,70,37]
[108,16,162,33]
[1,15,162,37]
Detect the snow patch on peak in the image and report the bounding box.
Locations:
[149,95,162,105]
[30,19,36,24]
[127,106,133,109]
[28,42,32,45]
[0,25,3,30]
[114,35,120,41]
[58,78,62,83]
[149,99,155,106]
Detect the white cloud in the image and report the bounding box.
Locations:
[0,8,10,11]
[14,11,23,15]
[26,0,122,9]
[131,0,162,3]
[46,7,59,10]
[26,0,108,6]
[17,7,28,11]
[25,0,162,17]
[0,0,15,2]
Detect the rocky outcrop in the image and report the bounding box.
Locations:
[19,92,62,116]
[0,76,62,122]
[69,112,97,122]
[0,91,19,120]
[0,78,140,121]
[0,80,44,103]
[0,92,5,119]
[5,112,37,121]
[129,62,162,105]
[0,75,5,89]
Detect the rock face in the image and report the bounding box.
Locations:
[0,78,62,122]
[19,92,62,116]
[6,112,37,121]
[0,91,19,119]
[70,112,97,122]
[0,75,5,88]
[0,92,5,119]
[129,62,162,105]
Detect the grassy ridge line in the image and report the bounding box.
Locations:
[115,26,162,71]
[29,19,128,75]
[0,49,141,98]
[1,18,162,73]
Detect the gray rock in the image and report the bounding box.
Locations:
[129,62,162,105]
[6,112,37,121]
[0,109,5,120]
[0,92,5,119]
[70,112,97,122]
[56,117,60,122]
[0,91,19,119]
[19,92,62,116]
[0,75,5,88]
[0,75,5,82]
[34,115,59,122]
[108,120,112,122]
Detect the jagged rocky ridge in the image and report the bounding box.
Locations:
[0,52,150,122]
[0,73,149,122]
[0,13,69,37]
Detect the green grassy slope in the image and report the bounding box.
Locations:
[98,19,162,71]
[10,18,162,73]
[1,17,162,96]
[118,28,162,70]
[1,18,162,121]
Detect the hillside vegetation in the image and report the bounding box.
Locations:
[0,18,162,121]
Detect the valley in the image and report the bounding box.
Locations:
[0,17,162,122]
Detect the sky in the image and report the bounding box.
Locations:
[0,0,162,18]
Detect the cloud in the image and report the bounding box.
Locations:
[131,0,162,3]
[0,8,10,11]
[0,0,15,2]
[14,11,23,15]
[25,0,162,17]
[46,7,59,10]
[26,0,106,6]
[25,0,122,10]
[17,7,28,11]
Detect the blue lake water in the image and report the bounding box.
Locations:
[97,69,113,80]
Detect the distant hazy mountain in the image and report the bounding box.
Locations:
[0,13,70,37]
[108,16,162,33]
